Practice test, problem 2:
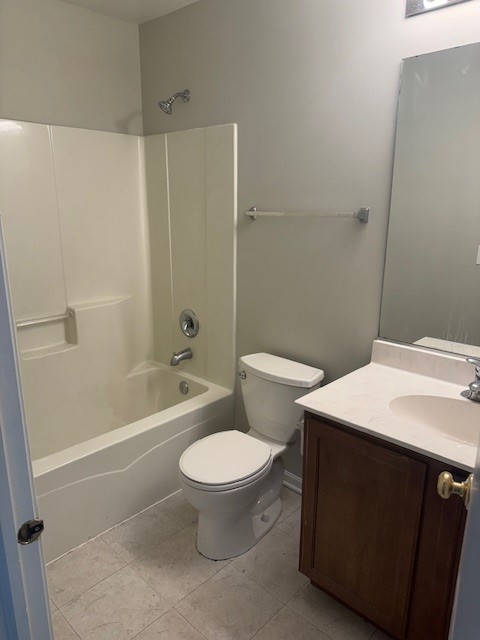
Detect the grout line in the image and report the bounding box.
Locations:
[182,525,197,539]
[273,526,300,542]
[250,605,285,639]
[129,537,230,609]
[175,610,210,640]
[129,617,163,640]
[128,606,174,640]
[56,564,127,612]
[123,523,198,568]
[284,583,366,640]
[286,581,309,604]
[225,530,308,606]
[285,583,309,611]
[238,569,305,610]
[99,531,129,559]
[274,509,301,541]
[48,597,57,613]
[172,564,282,640]
[53,610,81,640]
[125,562,176,611]
[226,563,286,607]
[46,529,112,567]
[175,613,211,640]
[172,561,234,611]
[277,496,302,525]
[102,521,182,565]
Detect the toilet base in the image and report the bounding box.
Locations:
[252,496,282,542]
[195,458,284,561]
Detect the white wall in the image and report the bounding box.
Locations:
[145,124,237,390]
[0,0,143,135]
[139,0,480,475]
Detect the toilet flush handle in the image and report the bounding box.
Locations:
[237,370,247,380]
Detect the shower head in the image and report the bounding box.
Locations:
[158,89,191,115]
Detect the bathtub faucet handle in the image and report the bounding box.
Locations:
[179,309,200,338]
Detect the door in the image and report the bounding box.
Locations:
[300,416,426,639]
[449,436,480,640]
[0,219,52,640]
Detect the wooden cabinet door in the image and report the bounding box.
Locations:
[300,417,426,639]
[407,463,467,640]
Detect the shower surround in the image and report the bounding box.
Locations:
[0,119,237,560]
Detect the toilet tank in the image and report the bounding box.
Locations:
[239,353,324,444]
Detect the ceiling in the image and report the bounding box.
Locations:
[61,0,201,24]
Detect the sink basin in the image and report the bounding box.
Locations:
[389,395,480,447]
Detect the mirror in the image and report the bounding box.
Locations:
[380,43,480,357]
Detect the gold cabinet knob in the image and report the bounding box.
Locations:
[437,472,473,508]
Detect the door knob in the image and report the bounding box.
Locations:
[17,518,44,545]
[437,472,473,509]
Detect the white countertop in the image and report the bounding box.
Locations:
[296,342,480,472]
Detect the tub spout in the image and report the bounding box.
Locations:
[170,348,193,366]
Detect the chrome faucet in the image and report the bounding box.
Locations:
[461,357,480,403]
[170,348,193,366]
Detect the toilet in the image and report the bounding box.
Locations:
[179,353,324,560]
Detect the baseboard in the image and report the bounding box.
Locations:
[283,471,302,494]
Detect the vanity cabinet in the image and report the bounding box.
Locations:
[300,413,467,640]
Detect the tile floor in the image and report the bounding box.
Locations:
[47,487,389,640]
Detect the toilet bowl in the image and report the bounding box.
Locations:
[179,353,324,560]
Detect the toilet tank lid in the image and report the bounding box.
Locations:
[239,353,324,388]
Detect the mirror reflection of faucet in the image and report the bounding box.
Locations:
[170,348,193,366]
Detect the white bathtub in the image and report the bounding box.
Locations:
[33,369,233,562]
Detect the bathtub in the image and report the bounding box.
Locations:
[32,368,233,562]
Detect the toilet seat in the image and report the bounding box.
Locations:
[180,430,273,492]
[180,460,272,492]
